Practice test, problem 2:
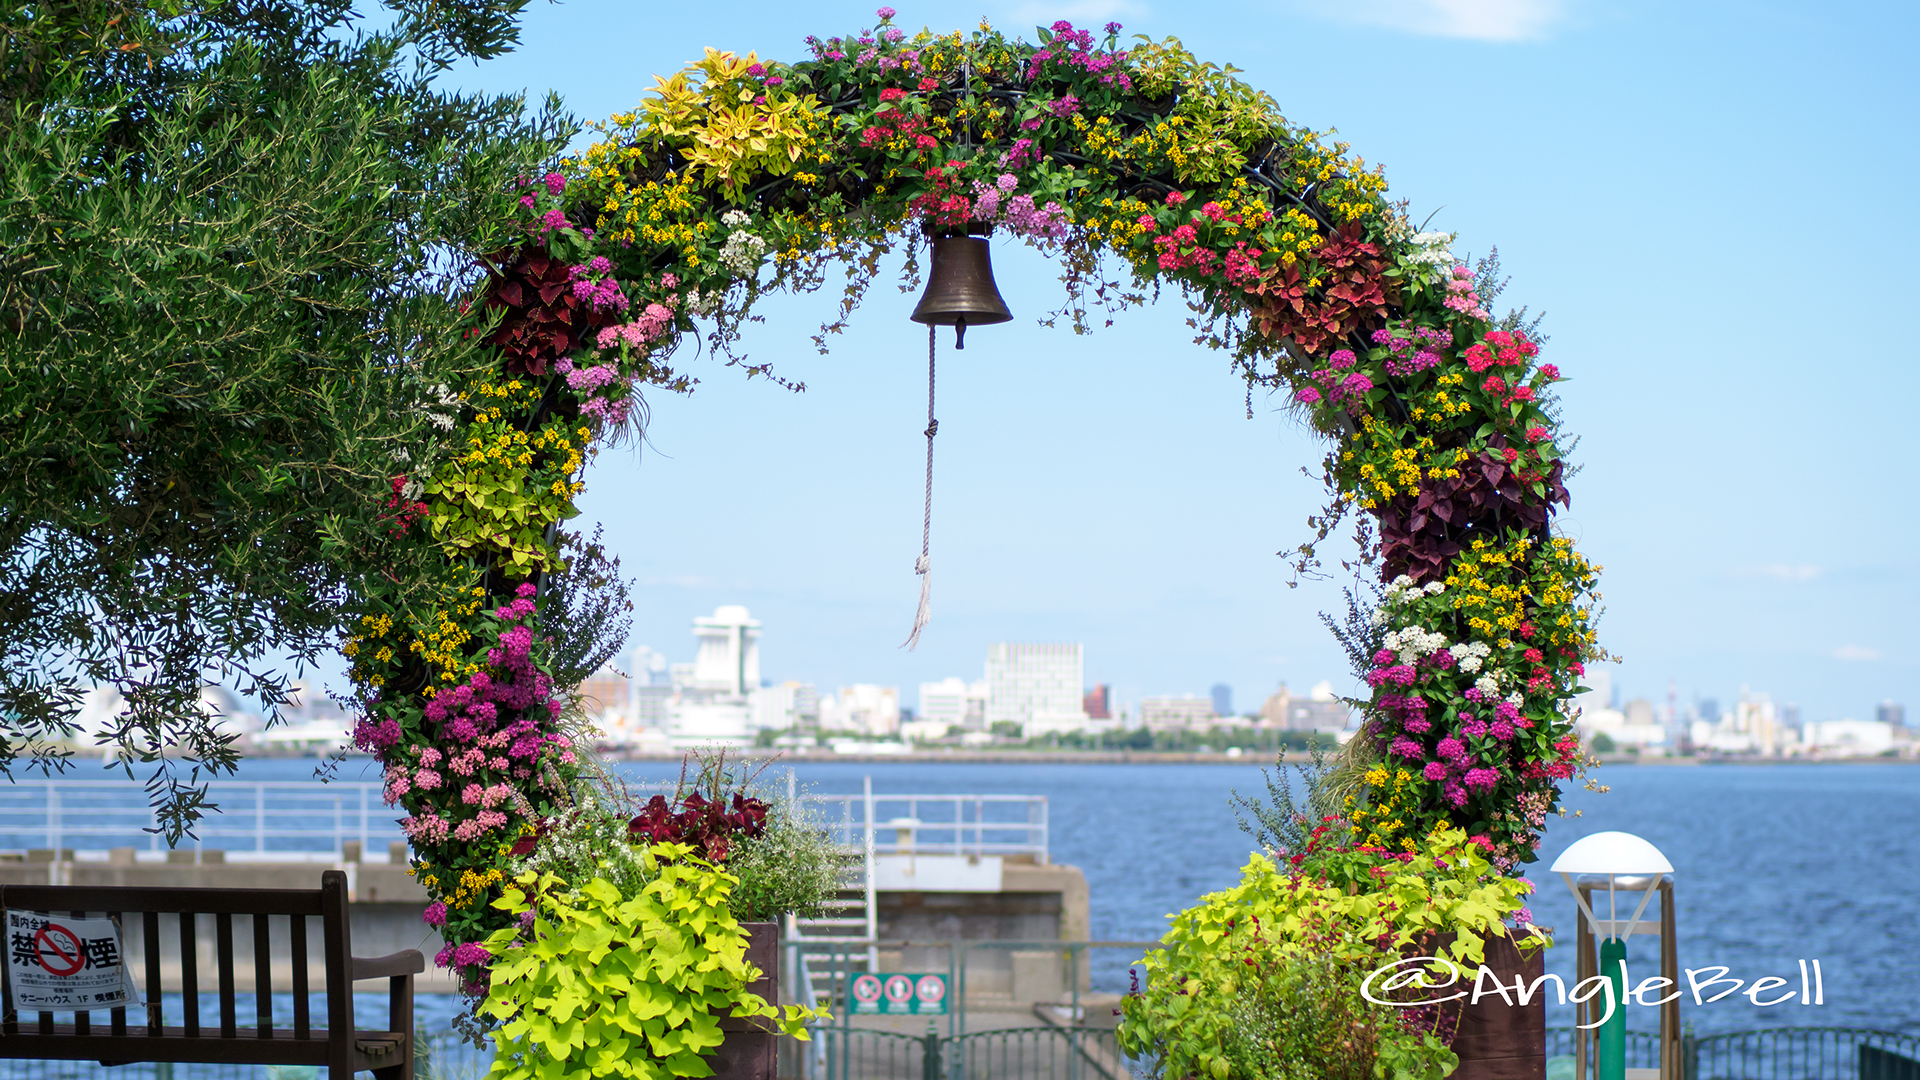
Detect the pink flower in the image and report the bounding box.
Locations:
[1463,767,1499,792]
[1294,386,1322,405]
[1423,761,1448,781]
[876,5,896,18]
[452,943,492,968]
[1164,191,1187,206]
[1200,201,1226,221]
[422,902,447,928]
[543,172,566,196]
[1436,737,1466,761]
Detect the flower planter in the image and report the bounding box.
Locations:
[1448,934,1546,1080]
[708,921,780,1080]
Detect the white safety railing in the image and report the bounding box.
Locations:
[804,791,1048,864]
[0,780,399,857]
[0,780,1050,864]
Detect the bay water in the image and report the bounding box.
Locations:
[206,758,1920,1035]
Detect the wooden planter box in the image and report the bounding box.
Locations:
[1448,933,1546,1080]
[708,921,780,1080]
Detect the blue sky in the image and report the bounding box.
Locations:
[433,0,1918,721]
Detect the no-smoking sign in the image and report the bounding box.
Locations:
[5,910,138,1012]
[33,925,87,977]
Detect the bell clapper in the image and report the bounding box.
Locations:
[954,315,967,350]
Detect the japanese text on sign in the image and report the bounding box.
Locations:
[5,910,140,1012]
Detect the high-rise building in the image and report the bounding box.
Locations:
[985,643,1087,733]
[1140,696,1216,731]
[1877,701,1906,729]
[823,685,900,736]
[1209,683,1233,719]
[691,606,760,695]
[1082,684,1111,720]
[921,677,989,731]
[667,606,762,746]
[1260,682,1352,732]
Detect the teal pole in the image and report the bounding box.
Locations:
[1598,937,1628,1080]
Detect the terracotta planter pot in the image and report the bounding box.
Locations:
[708,921,780,1080]
[1446,934,1546,1080]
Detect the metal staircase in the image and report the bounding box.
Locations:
[782,774,878,1009]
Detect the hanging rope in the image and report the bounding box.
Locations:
[902,323,937,650]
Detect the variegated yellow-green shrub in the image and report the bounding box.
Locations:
[1116,829,1545,1080]
[481,843,823,1080]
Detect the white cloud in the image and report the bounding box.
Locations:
[1289,0,1566,42]
[1832,644,1882,662]
[1758,563,1823,582]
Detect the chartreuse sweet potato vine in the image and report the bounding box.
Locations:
[349,9,1604,1043]
[481,844,822,1080]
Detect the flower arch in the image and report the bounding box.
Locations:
[344,11,1604,986]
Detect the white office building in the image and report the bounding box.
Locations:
[821,684,900,736]
[985,643,1088,734]
[918,677,989,733]
[664,605,762,747]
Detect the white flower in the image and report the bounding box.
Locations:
[1371,609,1388,627]
[684,287,722,316]
[1475,675,1500,696]
[1423,581,1446,596]
[719,229,768,275]
[1391,574,1416,590]
[1506,692,1525,707]
[1458,655,1483,674]
[720,209,750,228]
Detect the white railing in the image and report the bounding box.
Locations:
[805,791,1049,864]
[0,780,398,857]
[0,780,1050,865]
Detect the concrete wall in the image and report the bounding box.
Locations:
[0,853,1091,1003]
[873,860,1090,1004]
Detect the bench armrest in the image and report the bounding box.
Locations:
[351,950,426,981]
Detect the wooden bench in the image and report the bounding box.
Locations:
[0,869,422,1079]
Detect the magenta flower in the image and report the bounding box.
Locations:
[877,5,896,18]
[1389,736,1424,760]
[1463,767,1499,792]
[422,902,447,928]
[451,943,492,968]
[1423,761,1448,782]
[1294,386,1322,405]
[1436,737,1466,761]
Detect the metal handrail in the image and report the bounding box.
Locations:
[804,792,1049,863]
[0,781,1050,863]
[0,780,396,856]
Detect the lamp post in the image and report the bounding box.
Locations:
[1550,831,1680,1080]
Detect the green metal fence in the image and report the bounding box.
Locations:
[1542,1027,1920,1080]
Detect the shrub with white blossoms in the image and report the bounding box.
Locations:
[1403,230,1456,280]
[718,210,768,276]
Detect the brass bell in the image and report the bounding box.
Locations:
[910,227,1013,349]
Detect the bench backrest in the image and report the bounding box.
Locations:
[0,870,358,1062]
